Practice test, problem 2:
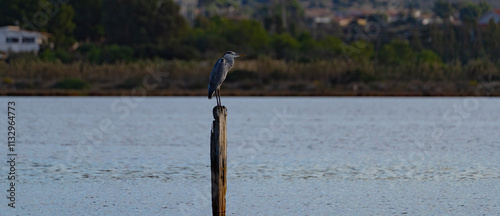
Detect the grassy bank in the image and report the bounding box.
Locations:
[0,58,499,96]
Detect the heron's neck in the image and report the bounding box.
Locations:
[223,57,235,66]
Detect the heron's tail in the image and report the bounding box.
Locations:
[208,89,213,99]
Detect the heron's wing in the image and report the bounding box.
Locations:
[208,58,226,98]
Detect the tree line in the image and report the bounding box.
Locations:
[0,0,499,68]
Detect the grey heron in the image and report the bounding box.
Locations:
[208,51,245,107]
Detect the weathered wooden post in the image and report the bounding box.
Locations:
[210,106,227,216]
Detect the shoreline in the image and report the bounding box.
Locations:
[1,89,498,97]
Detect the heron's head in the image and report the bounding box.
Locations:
[223,51,245,58]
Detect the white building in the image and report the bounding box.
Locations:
[0,26,47,56]
[478,9,500,25]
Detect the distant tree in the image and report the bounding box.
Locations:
[261,0,304,35]
[319,36,342,54]
[0,0,76,48]
[429,24,460,62]
[483,19,500,60]
[0,0,39,26]
[429,25,444,60]
[46,3,76,48]
[189,17,270,56]
[459,2,482,23]
[99,45,134,63]
[417,50,442,64]
[232,20,270,52]
[410,29,423,52]
[478,1,492,15]
[347,40,374,62]
[264,14,285,34]
[433,1,454,19]
[271,33,299,59]
[102,0,187,46]
[379,40,415,65]
[297,32,317,52]
[283,0,305,36]
[70,0,104,42]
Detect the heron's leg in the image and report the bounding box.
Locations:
[216,89,221,107]
[218,89,222,106]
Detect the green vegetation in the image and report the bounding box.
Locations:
[0,57,498,95]
[54,78,90,90]
[0,0,499,96]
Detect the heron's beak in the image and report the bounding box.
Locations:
[236,53,246,57]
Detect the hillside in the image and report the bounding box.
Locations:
[296,0,500,10]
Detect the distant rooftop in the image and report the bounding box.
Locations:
[478,9,500,25]
[0,26,21,31]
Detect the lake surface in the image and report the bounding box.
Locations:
[1,97,499,215]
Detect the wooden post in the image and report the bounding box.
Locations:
[210,106,227,216]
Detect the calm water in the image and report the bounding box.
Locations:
[3,97,500,182]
